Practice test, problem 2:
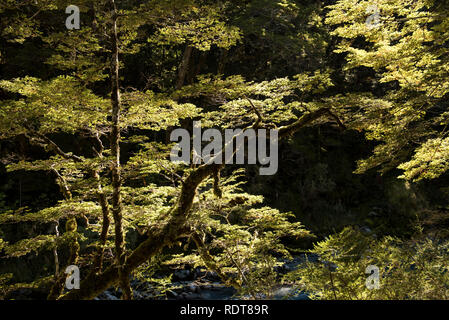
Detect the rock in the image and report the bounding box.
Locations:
[193,267,207,279]
[205,271,220,281]
[321,261,338,272]
[283,264,292,271]
[368,211,380,217]
[202,284,214,290]
[132,291,145,300]
[273,287,294,298]
[166,289,178,298]
[360,226,372,234]
[183,292,201,299]
[187,283,201,293]
[291,292,310,300]
[97,291,120,300]
[273,286,310,300]
[180,292,189,300]
[173,269,191,281]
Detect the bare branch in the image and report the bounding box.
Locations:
[34,133,83,163]
[244,96,264,128]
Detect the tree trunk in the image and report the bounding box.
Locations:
[91,169,110,273]
[175,44,193,90]
[109,0,132,300]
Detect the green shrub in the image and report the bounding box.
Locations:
[287,227,449,299]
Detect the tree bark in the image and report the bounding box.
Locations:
[108,0,132,300]
[91,169,111,273]
[175,45,193,89]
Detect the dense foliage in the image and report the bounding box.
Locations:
[0,0,448,300]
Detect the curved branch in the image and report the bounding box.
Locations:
[59,107,343,300]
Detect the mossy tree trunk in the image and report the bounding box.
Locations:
[108,0,132,300]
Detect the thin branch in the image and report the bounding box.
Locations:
[244,96,264,128]
[191,232,241,289]
[35,133,83,163]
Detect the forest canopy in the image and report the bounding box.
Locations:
[0,0,448,300]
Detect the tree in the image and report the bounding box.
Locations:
[325,0,449,181]
[282,0,449,300]
[0,0,345,299]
